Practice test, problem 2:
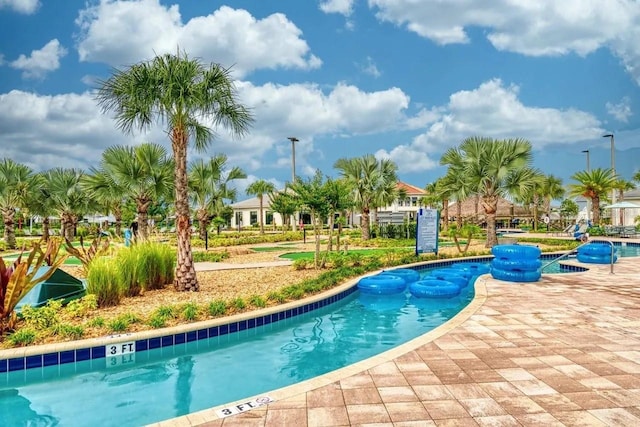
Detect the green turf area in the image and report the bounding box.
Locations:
[250,247,289,252]
[279,248,411,261]
[2,254,82,265]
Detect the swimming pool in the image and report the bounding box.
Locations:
[1,266,476,427]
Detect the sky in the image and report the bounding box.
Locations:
[1,0,639,200]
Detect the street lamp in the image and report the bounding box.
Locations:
[582,150,591,221]
[603,133,616,224]
[581,149,590,171]
[287,137,299,231]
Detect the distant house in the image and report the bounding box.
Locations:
[230,181,427,230]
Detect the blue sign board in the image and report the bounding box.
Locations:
[416,208,439,255]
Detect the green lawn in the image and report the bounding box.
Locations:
[279,247,412,261]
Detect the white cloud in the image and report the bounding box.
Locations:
[361,56,381,78]
[368,0,640,84]
[0,0,39,14]
[606,96,632,123]
[376,78,604,173]
[75,1,321,77]
[10,39,67,79]
[319,0,355,16]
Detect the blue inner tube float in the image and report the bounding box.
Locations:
[491,257,542,272]
[576,253,618,264]
[378,268,420,284]
[428,270,468,289]
[431,267,471,279]
[578,244,616,257]
[449,262,491,275]
[358,274,406,295]
[491,268,541,283]
[409,278,461,298]
[491,244,541,259]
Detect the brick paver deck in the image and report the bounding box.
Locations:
[157,244,640,427]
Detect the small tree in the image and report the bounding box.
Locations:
[246,180,276,234]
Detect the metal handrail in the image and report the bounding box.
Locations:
[540,239,615,274]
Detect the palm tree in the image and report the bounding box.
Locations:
[95,144,173,241]
[246,180,276,234]
[0,159,38,249]
[81,168,126,237]
[567,168,617,225]
[46,168,89,241]
[441,137,538,247]
[268,190,298,232]
[425,178,453,230]
[289,170,330,267]
[539,174,565,218]
[613,178,636,224]
[189,154,246,240]
[25,172,56,241]
[323,177,353,252]
[95,51,253,291]
[334,154,399,240]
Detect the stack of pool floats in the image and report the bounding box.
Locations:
[357,263,491,300]
[576,241,618,264]
[490,244,542,282]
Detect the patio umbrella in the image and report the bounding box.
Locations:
[603,201,640,226]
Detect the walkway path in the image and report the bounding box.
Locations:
[159,241,640,426]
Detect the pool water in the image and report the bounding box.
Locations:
[0,270,475,427]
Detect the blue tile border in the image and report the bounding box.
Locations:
[0,249,624,373]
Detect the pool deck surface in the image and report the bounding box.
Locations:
[155,237,640,427]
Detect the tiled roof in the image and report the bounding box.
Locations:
[396,181,425,195]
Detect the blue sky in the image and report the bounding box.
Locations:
[1,0,639,198]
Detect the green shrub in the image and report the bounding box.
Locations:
[53,324,84,339]
[267,291,286,303]
[21,299,63,329]
[86,257,123,307]
[292,259,310,270]
[148,314,167,328]
[7,328,38,346]
[64,295,98,318]
[155,305,177,319]
[88,316,105,328]
[107,313,139,332]
[249,295,266,308]
[208,300,227,317]
[192,251,230,262]
[231,297,246,311]
[181,303,199,321]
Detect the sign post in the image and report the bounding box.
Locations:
[416,208,439,256]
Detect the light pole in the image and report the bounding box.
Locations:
[581,149,590,171]
[287,137,299,231]
[603,133,615,225]
[582,149,591,221]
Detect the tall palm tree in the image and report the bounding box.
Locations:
[189,154,246,240]
[613,177,635,224]
[0,159,37,249]
[567,168,617,225]
[81,168,126,237]
[95,51,253,291]
[441,136,538,247]
[539,174,565,218]
[96,144,173,240]
[246,179,276,234]
[334,154,399,240]
[46,168,90,241]
[425,177,453,230]
[323,177,353,252]
[25,172,55,241]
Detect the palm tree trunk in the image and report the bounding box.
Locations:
[197,209,208,241]
[361,208,371,240]
[456,200,462,229]
[172,129,199,291]
[483,196,499,247]
[43,217,50,242]
[2,208,17,249]
[442,199,450,231]
[259,196,264,234]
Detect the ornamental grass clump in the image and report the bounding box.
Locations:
[86,257,123,307]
